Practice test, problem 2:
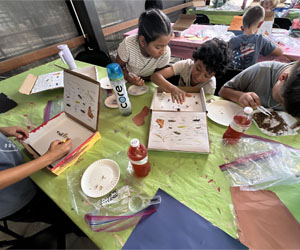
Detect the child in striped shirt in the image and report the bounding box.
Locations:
[116,9,172,86]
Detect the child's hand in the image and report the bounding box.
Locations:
[128,72,145,86]
[0,126,29,141]
[45,139,72,162]
[238,92,261,108]
[170,87,192,104]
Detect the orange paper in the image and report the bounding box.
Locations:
[229,16,243,31]
[231,187,300,249]
[132,106,150,126]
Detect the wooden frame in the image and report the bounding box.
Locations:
[0,36,85,75]
[0,1,193,74]
[102,2,194,36]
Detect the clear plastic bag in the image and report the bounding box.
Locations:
[43,97,64,122]
[66,151,161,232]
[219,135,300,190]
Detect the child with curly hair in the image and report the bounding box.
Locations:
[151,38,231,103]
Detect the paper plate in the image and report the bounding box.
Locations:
[104,95,118,109]
[206,100,243,126]
[100,77,112,90]
[128,85,149,96]
[81,159,120,198]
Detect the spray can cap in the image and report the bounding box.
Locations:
[130,138,140,148]
[243,107,253,115]
[107,63,124,81]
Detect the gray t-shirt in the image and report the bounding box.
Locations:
[0,132,36,219]
[223,61,289,110]
[229,34,276,70]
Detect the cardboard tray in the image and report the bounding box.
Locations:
[22,68,101,175]
[148,87,210,154]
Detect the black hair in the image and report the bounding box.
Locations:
[192,38,232,76]
[281,60,300,118]
[145,0,163,10]
[138,9,171,44]
[243,5,265,29]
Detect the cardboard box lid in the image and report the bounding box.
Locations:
[173,14,196,31]
[63,68,101,132]
[19,74,38,95]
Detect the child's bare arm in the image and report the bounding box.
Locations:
[271,46,283,56]
[115,55,144,86]
[151,66,191,104]
[219,86,261,108]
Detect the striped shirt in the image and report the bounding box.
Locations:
[118,35,171,77]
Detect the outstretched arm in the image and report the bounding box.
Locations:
[0,136,72,190]
[151,66,191,104]
[219,86,261,108]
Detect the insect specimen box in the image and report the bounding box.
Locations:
[148,87,210,153]
[22,69,101,175]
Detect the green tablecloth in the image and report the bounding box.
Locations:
[187,8,244,25]
[1,59,300,249]
[187,8,300,25]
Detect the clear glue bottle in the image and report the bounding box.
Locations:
[106,63,132,116]
[128,138,150,177]
[223,107,253,144]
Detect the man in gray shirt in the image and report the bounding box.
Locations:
[219,60,300,118]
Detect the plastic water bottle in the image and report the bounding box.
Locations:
[106,63,132,116]
[223,107,253,144]
[128,138,150,177]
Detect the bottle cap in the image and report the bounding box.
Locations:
[130,138,140,148]
[243,107,253,114]
[106,63,124,81]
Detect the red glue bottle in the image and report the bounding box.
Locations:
[128,138,150,177]
[223,107,253,144]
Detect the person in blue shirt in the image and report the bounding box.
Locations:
[0,126,84,247]
[229,5,283,70]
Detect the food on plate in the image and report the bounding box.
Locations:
[253,111,289,135]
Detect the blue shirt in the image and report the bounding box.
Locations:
[0,132,36,219]
[229,34,276,70]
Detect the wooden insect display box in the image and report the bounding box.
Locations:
[22,68,101,175]
[148,87,210,153]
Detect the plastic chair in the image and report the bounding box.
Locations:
[194,14,210,25]
[273,18,292,30]
[0,219,24,247]
[0,220,66,249]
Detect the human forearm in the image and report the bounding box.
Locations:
[218,87,244,103]
[150,73,177,93]
[0,153,54,190]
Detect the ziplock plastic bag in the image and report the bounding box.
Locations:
[66,151,161,232]
[219,135,300,190]
[43,97,64,122]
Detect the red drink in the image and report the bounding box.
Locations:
[223,107,253,144]
[128,139,150,177]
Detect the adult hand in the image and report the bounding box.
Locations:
[170,87,192,104]
[238,92,261,108]
[45,139,72,162]
[0,126,29,141]
[128,72,145,86]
